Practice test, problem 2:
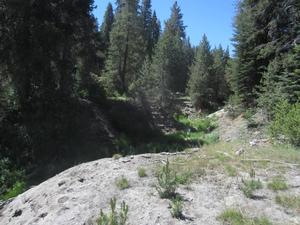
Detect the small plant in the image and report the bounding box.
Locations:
[267,177,288,191]
[112,154,123,160]
[138,167,147,177]
[241,179,263,198]
[170,197,184,219]
[219,209,272,225]
[275,195,300,212]
[175,171,192,185]
[156,159,177,199]
[116,177,129,190]
[97,198,128,225]
[225,165,238,177]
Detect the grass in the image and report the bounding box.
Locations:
[138,167,147,177]
[175,171,192,185]
[225,165,238,177]
[219,209,272,225]
[275,195,300,212]
[116,177,130,190]
[267,177,288,191]
[241,179,263,198]
[0,181,26,201]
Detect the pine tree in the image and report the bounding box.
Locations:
[162,1,189,92]
[100,3,114,53]
[141,0,153,57]
[212,45,230,104]
[151,11,161,52]
[188,35,215,110]
[165,1,186,39]
[103,0,145,95]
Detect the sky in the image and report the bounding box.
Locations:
[93,0,237,53]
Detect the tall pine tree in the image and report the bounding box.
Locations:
[103,0,145,95]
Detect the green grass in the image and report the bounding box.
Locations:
[275,195,300,212]
[225,165,238,177]
[241,179,263,198]
[267,177,288,191]
[116,177,130,190]
[138,167,147,177]
[1,181,26,200]
[219,209,272,225]
[175,171,192,185]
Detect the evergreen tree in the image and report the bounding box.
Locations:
[161,1,189,92]
[188,35,215,110]
[212,45,230,104]
[150,11,161,52]
[100,3,114,53]
[103,0,145,95]
[141,0,153,56]
[165,1,186,39]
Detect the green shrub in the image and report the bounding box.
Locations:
[219,209,272,225]
[156,160,177,199]
[170,197,184,219]
[270,101,300,146]
[267,177,288,191]
[241,179,263,198]
[1,181,26,201]
[0,158,25,199]
[97,198,128,225]
[138,168,147,177]
[116,177,129,190]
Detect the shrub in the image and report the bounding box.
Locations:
[0,158,25,199]
[112,154,123,160]
[170,197,184,219]
[156,159,177,199]
[138,168,147,178]
[267,177,288,191]
[270,101,300,146]
[241,179,263,198]
[116,177,129,190]
[219,209,272,225]
[97,198,128,225]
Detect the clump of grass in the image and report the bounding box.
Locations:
[225,165,238,177]
[267,177,288,191]
[175,171,192,185]
[275,195,300,212]
[241,179,263,198]
[138,167,147,177]
[112,154,123,160]
[1,181,26,201]
[170,197,184,219]
[219,209,272,225]
[156,159,177,199]
[97,198,128,225]
[116,177,129,190]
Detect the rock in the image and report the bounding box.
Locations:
[235,148,245,156]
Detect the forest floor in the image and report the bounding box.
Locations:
[1,107,300,225]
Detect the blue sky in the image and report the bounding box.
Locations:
[93,0,237,53]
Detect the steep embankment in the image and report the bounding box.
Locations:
[1,110,300,225]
